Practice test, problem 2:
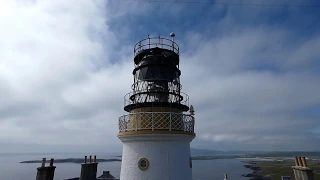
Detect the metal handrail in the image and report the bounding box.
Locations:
[124,91,189,107]
[118,112,194,133]
[134,37,179,56]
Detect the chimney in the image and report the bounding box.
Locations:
[41,158,46,167]
[298,156,303,167]
[292,156,314,180]
[293,156,301,180]
[223,173,228,180]
[80,155,98,180]
[36,158,56,180]
[92,155,98,180]
[294,156,299,166]
[301,157,307,167]
[50,159,54,166]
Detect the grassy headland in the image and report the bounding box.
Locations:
[244,160,320,180]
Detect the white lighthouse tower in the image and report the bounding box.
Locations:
[118,33,195,180]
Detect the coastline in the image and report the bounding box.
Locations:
[241,161,266,180]
[241,159,320,180]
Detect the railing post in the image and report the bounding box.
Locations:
[118,118,121,132]
[169,113,172,131]
[161,38,163,48]
[183,115,185,132]
[135,114,138,131]
[192,116,194,132]
[172,41,174,52]
[152,112,154,131]
[185,115,187,132]
[148,35,150,49]
[123,116,125,132]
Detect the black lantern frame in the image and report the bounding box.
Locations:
[124,36,189,112]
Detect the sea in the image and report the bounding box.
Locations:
[0,153,252,180]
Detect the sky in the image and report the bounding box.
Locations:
[0,0,319,153]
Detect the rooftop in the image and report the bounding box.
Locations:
[97,171,119,180]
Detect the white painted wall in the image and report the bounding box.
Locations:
[118,134,195,180]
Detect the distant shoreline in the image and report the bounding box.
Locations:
[20,158,122,164]
[19,155,267,164]
[20,154,320,163]
[192,155,241,160]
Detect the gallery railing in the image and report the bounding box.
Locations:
[134,36,179,56]
[118,112,194,133]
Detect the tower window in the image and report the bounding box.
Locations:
[138,158,149,171]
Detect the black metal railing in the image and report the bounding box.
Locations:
[134,36,179,56]
[124,91,189,107]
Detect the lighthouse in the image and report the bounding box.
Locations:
[118,33,195,180]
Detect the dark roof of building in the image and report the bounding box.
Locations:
[64,171,119,180]
[97,171,119,180]
[281,176,292,180]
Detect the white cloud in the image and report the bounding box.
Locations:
[180,27,320,150]
[0,0,319,152]
[0,0,129,148]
